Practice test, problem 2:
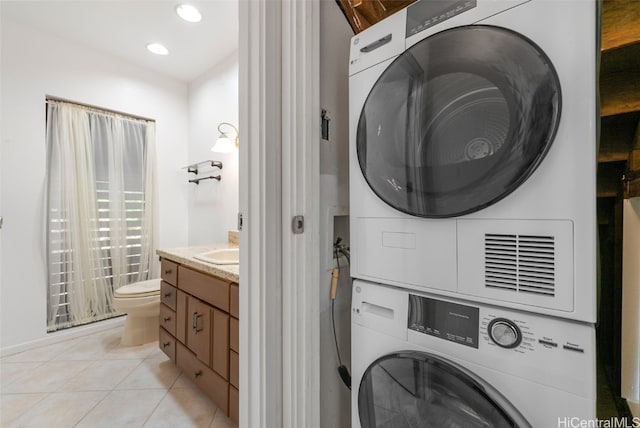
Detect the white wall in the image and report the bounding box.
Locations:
[0,19,190,351]
[187,53,239,245]
[319,2,353,427]
[622,197,640,417]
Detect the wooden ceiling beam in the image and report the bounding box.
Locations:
[598,162,626,198]
[599,112,640,162]
[335,0,416,34]
[600,69,640,117]
[601,0,640,51]
[624,120,640,198]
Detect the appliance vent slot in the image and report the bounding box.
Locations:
[484,234,555,297]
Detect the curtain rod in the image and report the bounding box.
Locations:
[46,96,155,123]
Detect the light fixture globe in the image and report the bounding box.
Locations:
[212,122,239,153]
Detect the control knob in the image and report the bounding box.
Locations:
[488,318,522,349]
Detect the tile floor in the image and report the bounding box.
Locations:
[0,326,238,428]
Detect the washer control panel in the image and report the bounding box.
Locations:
[408,294,479,348]
[406,292,594,359]
[355,280,595,399]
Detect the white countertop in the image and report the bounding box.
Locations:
[156,243,239,283]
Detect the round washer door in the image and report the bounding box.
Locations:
[357,25,561,218]
[358,351,531,428]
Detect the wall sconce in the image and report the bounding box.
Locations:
[211,122,239,153]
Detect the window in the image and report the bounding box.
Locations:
[46,99,157,331]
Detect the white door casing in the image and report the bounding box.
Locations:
[239,1,320,427]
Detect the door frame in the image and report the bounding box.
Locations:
[238,1,320,427]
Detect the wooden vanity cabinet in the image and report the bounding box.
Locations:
[158,259,238,424]
[228,283,239,423]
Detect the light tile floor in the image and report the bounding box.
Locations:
[0,326,238,428]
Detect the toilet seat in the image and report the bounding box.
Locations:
[114,278,161,298]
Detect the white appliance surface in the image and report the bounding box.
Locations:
[348,0,598,322]
[351,279,596,428]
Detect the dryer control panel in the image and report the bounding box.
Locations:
[406,0,477,37]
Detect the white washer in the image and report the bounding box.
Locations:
[351,279,596,428]
[348,0,598,322]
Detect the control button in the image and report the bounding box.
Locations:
[538,339,558,347]
[563,345,585,353]
[488,318,522,349]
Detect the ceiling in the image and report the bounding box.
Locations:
[1,0,239,83]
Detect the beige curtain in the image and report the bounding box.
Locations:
[46,101,157,330]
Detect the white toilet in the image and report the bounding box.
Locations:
[112,278,162,346]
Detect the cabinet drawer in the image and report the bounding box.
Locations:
[213,309,229,379]
[229,350,239,388]
[159,327,176,362]
[230,317,239,352]
[229,385,239,425]
[177,342,229,415]
[178,266,229,311]
[230,283,239,318]
[161,259,178,286]
[161,281,177,310]
[160,304,176,336]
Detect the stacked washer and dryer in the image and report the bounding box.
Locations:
[348,1,599,427]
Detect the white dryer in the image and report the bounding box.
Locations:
[348,0,598,322]
[351,279,596,428]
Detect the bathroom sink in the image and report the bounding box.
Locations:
[194,248,239,265]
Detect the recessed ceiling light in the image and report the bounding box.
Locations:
[176,4,202,23]
[146,43,169,56]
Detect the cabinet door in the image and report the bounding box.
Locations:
[212,308,229,379]
[187,295,211,366]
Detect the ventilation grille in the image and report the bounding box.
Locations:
[484,234,555,297]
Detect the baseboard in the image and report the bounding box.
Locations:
[627,399,639,418]
[0,317,125,358]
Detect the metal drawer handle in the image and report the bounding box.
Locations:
[164,292,172,298]
[192,312,203,332]
[194,370,203,378]
[162,342,170,348]
[163,316,171,322]
[164,269,172,275]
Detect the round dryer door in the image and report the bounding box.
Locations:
[358,351,531,428]
[357,25,561,218]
